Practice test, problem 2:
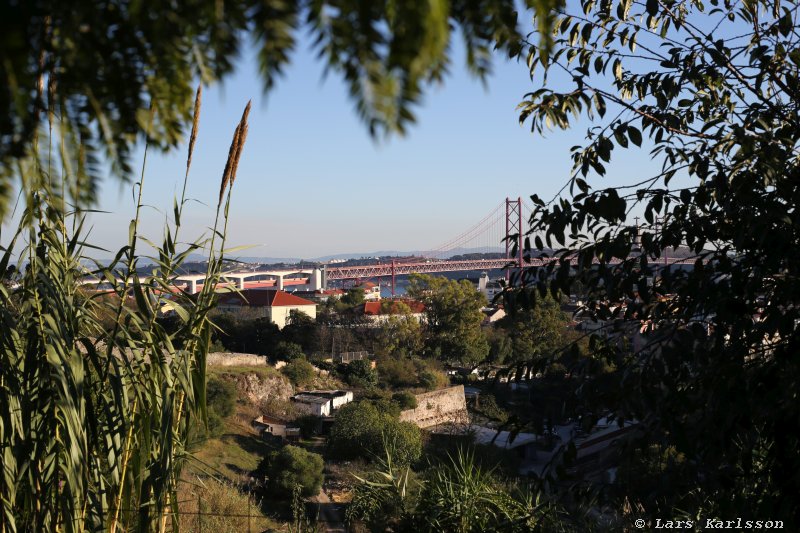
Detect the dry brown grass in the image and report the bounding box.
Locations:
[176,476,283,533]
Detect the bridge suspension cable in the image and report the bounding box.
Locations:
[422,200,506,259]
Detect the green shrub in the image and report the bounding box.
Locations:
[378,358,418,388]
[347,358,378,388]
[193,369,237,438]
[274,341,306,362]
[329,401,422,465]
[475,394,508,424]
[207,376,237,418]
[415,449,538,532]
[265,445,324,497]
[383,421,423,466]
[392,391,418,410]
[282,358,316,386]
[205,411,226,438]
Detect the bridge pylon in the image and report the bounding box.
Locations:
[505,197,523,280]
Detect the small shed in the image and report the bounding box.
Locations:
[291,394,332,417]
[253,415,290,438]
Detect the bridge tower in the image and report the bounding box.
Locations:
[505,197,523,280]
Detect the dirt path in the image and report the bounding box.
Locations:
[310,488,346,533]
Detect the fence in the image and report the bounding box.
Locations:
[116,493,329,533]
[333,351,369,364]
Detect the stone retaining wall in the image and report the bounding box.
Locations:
[400,385,469,429]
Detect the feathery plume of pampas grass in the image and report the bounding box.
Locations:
[230,123,248,187]
[218,126,240,206]
[218,100,251,206]
[230,101,251,187]
[186,85,202,173]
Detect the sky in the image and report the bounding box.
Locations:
[48,17,659,261]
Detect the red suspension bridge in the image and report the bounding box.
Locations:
[80,197,694,294]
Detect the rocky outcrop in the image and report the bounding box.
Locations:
[219,369,294,405]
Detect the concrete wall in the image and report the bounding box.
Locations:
[330,391,354,410]
[207,352,267,367]
[400,385,469,429]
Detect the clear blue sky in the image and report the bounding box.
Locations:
[81,23,655,260]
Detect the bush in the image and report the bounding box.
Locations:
[392,391,417,410]
[346,358,378,388]
[207,376,237,418]
[205,410,226,438]
[383,421,423,466]
[415,449,535,531]
[474,394,508,424]
[198,376,238,437]
[329,401,422,465]
[378,357,418,389]
[274,341,306,362]
[265,445,324,498]
[281,358,316,387]
[419,370,438,390]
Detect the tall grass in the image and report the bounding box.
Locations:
[0,87,250,532]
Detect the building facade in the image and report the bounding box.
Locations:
[217,289,317,328]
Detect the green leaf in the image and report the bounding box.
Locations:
[628,126,642,146]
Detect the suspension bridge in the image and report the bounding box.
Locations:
[80,197,694,295]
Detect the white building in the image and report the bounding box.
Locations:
[252,415,300,441]
[291,390,354,417]
[356,281,382,301]
[477,273,504,301]
[217,289,317,329]
[291,394,332,417]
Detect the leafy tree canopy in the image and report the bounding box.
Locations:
[0,0,562,217]
[340,287,366,308]
[517,0,800,523]
[375,310,425,357]
[274,340,305,362]
[497,292,570,364]
[407,274,489,366]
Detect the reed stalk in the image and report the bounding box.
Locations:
[0,86,250,533]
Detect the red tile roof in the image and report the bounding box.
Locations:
[218,289,315,308]
[363,301,382,315]
[359,299,425,316]
[271,291,316,307]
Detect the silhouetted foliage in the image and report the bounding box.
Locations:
[0,0,558,216]
[519,0,800,523]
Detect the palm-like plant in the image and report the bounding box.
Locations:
[346,434,415,531]
[0,86,250,532]
[414,448,552,533]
